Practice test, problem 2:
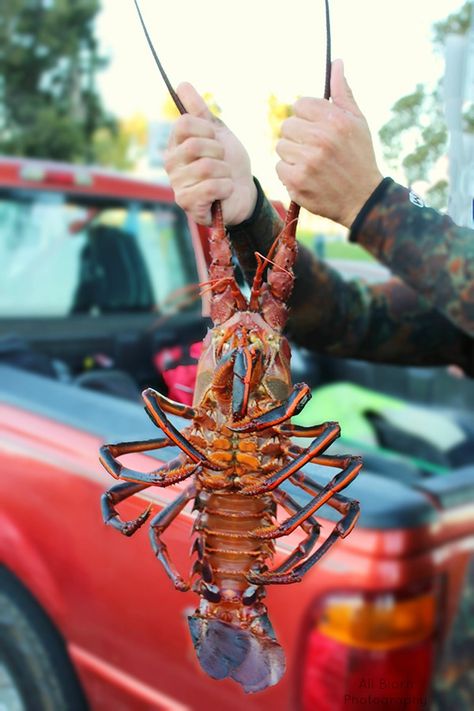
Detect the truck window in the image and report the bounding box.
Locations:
[0,188,198,317]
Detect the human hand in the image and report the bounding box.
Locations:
[164,83,257,226]
[276,59,383,228]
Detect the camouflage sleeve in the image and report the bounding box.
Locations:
[350,178,474,336]
[227,179,474,376]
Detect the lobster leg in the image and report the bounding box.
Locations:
[100,443,200,485]
[101,481,152,536]
[280,423,333,438]
[146,390,196,419]
[100,436,172,456]
[99,436,179,481]
[248,492,360,585]
[287,446,359,470]
[270,490,320,573]
[143,388,220,470]
[250,454,362,539]
[229,383,313,432]
[150,483,196,591]
[241,422,341,495]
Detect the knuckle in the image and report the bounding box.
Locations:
[332,111,351,136]
[275,159,289,183]
[294,96,321,119]
[275,138,286,158]
[182,137,202,161]
[187,114,215,139]
[303,122,319,146]
[280,116,297,138]
[293,97,308,116]
[195,207,211,226]
[213,141,225,160]
[179,114,201,134]
[219,178,233,198]
[195,157,215,179]
[308,146,323,169]
[173,189,190,212]
[201,179,221,202]
[173,114,194,141]
[291,165,307,191]
[163,151,174,173]
[313,132,332,155]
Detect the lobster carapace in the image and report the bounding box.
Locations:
[99,0,362,693]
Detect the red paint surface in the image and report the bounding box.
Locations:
[1,402,473,710]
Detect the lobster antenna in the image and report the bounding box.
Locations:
[133,0,248,322]
[248,0,332,313]
[286,0,331,224]
[323,0,332,101]
[132,0,187,115]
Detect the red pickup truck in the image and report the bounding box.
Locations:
[0,157,473,711]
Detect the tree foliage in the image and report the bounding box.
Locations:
[267,94,293,147]
[0,0,123,164]
[378,1,473,209]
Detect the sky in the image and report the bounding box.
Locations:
[95,0,466,205]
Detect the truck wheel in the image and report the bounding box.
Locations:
[0,567,88,711]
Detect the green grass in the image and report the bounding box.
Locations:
[298,230,376,262]
[323,241,376,262]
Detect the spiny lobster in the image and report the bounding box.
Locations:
[99,0,362,694]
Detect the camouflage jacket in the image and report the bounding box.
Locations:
[227,178,474,377]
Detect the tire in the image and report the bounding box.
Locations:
[0,566,88,711]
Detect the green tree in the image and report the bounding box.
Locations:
[0,0,122,164]
[379,1,473,209]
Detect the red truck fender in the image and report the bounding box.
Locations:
[0,512,66,629]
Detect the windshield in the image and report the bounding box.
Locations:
[0,188,198,317]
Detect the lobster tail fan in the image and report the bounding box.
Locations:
[188,614,285,694]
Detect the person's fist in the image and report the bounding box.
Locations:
[165,83,257,226]
[276,59,383,227]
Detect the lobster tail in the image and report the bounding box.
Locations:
[188,611,285,693]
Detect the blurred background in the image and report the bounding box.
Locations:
[0,2,473,711]
[1,0,473,225]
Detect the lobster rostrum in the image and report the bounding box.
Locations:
[99,0,362,694]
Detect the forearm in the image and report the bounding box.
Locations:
[293,274,474,374]
[227,181,474,375]
[350,178,474,336]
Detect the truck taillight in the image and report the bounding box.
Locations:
[299,585,439,711]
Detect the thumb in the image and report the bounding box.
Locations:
[176,82,213,119]
[330,59,363,117]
